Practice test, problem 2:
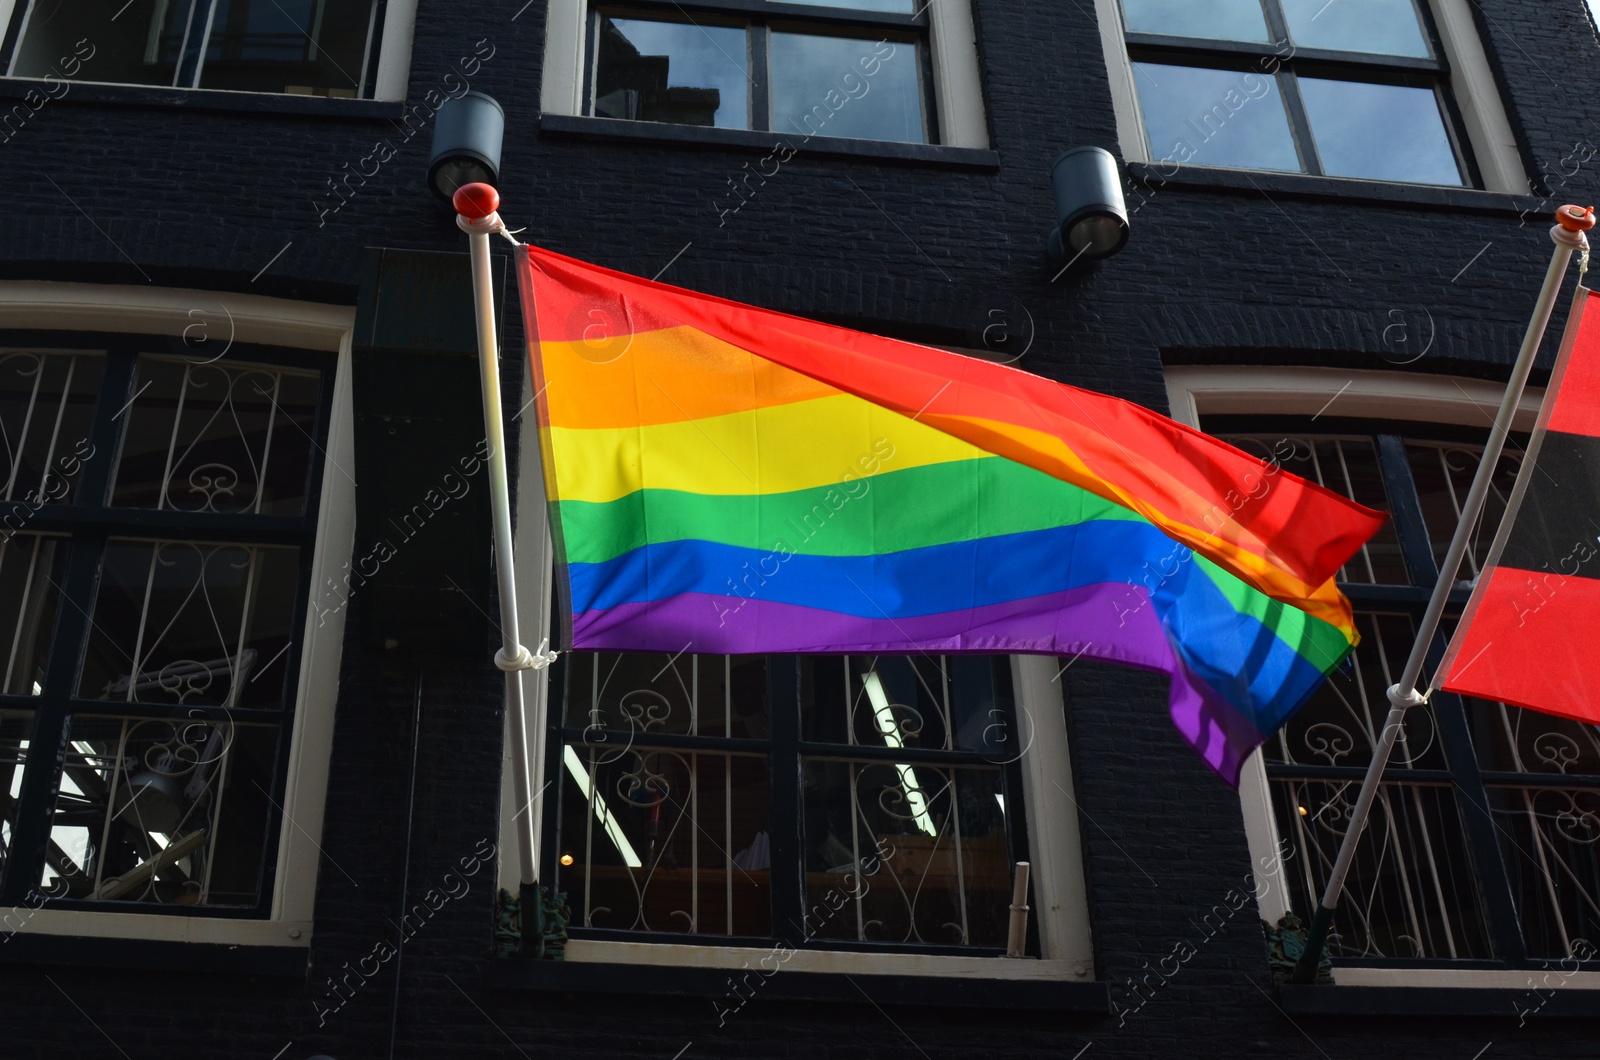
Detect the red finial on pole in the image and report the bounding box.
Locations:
[453,182,500,222]
[1556,204,1596,232]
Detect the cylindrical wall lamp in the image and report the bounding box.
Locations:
[1046,146,1129,266]
[427,91,506,200]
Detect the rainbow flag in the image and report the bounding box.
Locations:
[516,246,1383,784]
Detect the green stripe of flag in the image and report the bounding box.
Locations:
[557,456,1146,565]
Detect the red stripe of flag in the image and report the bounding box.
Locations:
[1444,568,1600,723]
[1440,287,1600,723]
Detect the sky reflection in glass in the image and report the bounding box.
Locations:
[1299,77,1461,184]
[1134,62,1300,172]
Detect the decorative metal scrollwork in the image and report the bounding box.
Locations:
[184,462,240,512]
[1534,733,1583,775]
[617,749,673,808]
[1304,723,1355,767]
[158,364,286,514]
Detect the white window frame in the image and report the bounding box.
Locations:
[538,0,990,149]
[502,371,1093,980]
[0,282,355,948]
[0,0,417,102]
[1163,364,1600,991]
[1093,0,1528,194]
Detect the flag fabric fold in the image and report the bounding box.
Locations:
[1439,287,1600,724]
[516,245,1383,784]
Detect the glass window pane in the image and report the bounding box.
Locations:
[1299,78,1462,185]
[1405,441,1520,578]
[0,534,62,696]
[1122,0,1272,43]
[11,0,187,87]
[1,711,32,889]
[778,0,914,12]
[1132,63,1301,172]
[40,715,278,906]
[0,350,103,506]
[594,17,749,130]
[801,655,1003,753]
[1270,777,1490,958]
[112,358,322,517]
[1282,0,1430,57]
[769,34,924,144]
[78,540,302,710]
[197,0,374,96]
[556,747,771,936]
[1466,697,1600,776]
[564,652,768,740]
[802,760,1011,946]
[1485,780,1600,959]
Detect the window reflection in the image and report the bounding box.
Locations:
[10,0,375,95]
[594,17,749,129]
[1281,0,1430,57]
[1133,62,1301,172]
[769,33,923,144]
[779,0,915,12]
[199,0,375,95]
[1123,0,1272,43]
[10,0,184,86]
[1299,78,1461,184]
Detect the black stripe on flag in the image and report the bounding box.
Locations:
[1498,430,1600,580]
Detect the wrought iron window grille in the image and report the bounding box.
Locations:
[1215,421,1600,967]
[543,651,1036,955]
[0,334,333,916]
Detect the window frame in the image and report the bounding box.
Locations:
[0,282,354,949]
[1094,0,1528,194]
[1166,365,1600,988]
[0,0,418,102]
[539,0,989,149]
[503,369,1092,980]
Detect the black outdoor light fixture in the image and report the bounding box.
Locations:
[1046,146,1129,267]
[427,91,505,200]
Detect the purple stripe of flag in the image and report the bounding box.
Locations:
[572,583,1267,782]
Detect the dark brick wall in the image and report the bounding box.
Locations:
[3,0,1599,1056]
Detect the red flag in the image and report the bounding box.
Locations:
[1439,287,1600,723]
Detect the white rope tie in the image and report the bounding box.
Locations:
[495,638,560,672]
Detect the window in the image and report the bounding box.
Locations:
[1211,418,1599,966]
[548,652,1028,951]
[505,372,1090,977]
[0,0,411,98]
[0,284,353,946]
[540,0,990,148]
[591,8,925,141]
[1095,0,1528,191]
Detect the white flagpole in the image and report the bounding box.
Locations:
[1291,206,1594,983]
[453,184,557,927]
